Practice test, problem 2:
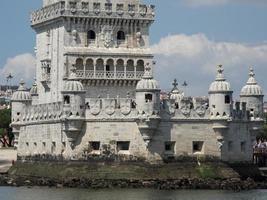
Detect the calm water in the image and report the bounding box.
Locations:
[0,187,267,200]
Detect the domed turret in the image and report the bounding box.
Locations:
[208,65,233,118]
[240,67,264,119]
[30,79,38,96]
[62,67,85,118]
[11,80,31,102]
[136,64,161,115]
[169,79,184,106]
[11,80,32,148]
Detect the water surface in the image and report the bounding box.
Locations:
[0,187,267,200]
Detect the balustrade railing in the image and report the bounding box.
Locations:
[75,70,144,80]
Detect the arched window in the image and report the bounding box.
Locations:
[75,58,83,71]
[64,95,70,104]
[117,31,125,40]
[126,60,134,72]
[136,60,145,72]
[87,30,96,40]
[225,95,231,104]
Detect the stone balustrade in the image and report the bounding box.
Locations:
[31,1,155,26]
[76,70,144,80]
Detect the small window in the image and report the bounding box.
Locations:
[241,141,246,153]
[26,142,29,147]
[225,95,231,104]
[165,142,175,153]
[64,95,70,104]
[117,31,125,40]
[88,30,96,40]
[193,141,204,154]
[117,141,130,151]
[145,93,153,102]
[89,141,100,151]
[228,141,233,152]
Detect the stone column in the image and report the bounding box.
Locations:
[93,60,96,78]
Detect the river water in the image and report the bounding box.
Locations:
[0,187,267,200]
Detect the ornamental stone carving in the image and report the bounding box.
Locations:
[101,26,114,48]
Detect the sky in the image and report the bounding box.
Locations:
[0,0,267,99]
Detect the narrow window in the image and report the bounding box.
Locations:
[117,31,125,41]
[225,95,231,104]
[64,95,70,104]
[89,141,100,151]
[117,141,130,151]
[193,141,204,154]
[87,30,96,40]
[145,93,153,103]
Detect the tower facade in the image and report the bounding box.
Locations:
[32,0,155,104]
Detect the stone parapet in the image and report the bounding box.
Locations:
[31,1,155,26]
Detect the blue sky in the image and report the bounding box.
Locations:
[0,0,267,98]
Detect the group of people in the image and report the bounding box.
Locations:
[253,138,267,167]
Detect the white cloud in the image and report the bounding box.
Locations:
[152,33,267,99]
[184,0,267,7]
[0,53,36,86]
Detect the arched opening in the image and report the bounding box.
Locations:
[117,31,125,41]
[64,95,70,104]
[75,58,84,71]
[116,59,124,72]
[106,59,114,72]
[136,60,145,72]
[85,59,94,71]
[145,93,153,103]
[87,30,96,40]
[126,60,134,72]
[96,59,104,71]
[225,95,231,104]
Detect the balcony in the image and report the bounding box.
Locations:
[75,70,144,80]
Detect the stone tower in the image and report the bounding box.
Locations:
[209,65,233,118]
[32,0,155,104]
[240,67,264,119]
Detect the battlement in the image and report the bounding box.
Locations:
[31,0,155,26]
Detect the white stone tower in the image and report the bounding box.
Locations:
[11,80,32,147]
[209,65,233,118]
[32,0,155,104]
[240,67,264,119]
[136,64,160,115]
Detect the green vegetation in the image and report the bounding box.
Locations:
[9,162,239,180]
[0,109,13,147]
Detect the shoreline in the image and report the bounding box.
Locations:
[1,174,267,191]
[1,161,266,191]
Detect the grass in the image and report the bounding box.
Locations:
[8,161,239,180]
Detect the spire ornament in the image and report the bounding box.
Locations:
[215,64,225,81]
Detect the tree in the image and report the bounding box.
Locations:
[0,109,13,147]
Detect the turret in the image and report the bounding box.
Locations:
[30,79,39,105]
[136,64,161,115]
[169,79,184,108]
[62,67,86,118]
[61,67,86,148]
[240,67,264,119]
[11,80,32,147]
[209,65,233,118]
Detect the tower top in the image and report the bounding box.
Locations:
[43,0,141,7]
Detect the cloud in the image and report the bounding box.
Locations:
[184,0,267,7]
[0,53,36,86]
[151,33,267,99]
